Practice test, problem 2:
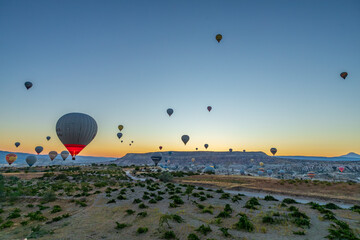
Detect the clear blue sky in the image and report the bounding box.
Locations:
[0,0,359,157]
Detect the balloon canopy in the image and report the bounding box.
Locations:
[49,151,58,161]
[151,152,162,166]
[61,151,69,161]
[181,135,190,145]
[6,153,17,165]
[270,148,277,156]
[35,146,43,155]
[26,155,37,167]
[15,142,20,148]
[167,108,174,117]
[24,81,33,90]
[215,34,222,43]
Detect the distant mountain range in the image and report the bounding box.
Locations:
[279,152,360,161]
[0,150,116,167]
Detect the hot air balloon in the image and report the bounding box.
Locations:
[35,146,43,155]
[167,108,174,117]
[129,144,132,146]
[131,141,134,143]
[15,142,20,148]
[240,169,245,175]
[259,162,264,167]
[61,151,69,161]
[203,166,215,174]
[181,135,190,145]
[117,133,123,139]
[340,72,348,79]
[26,155,37,167]
[6,153,17,165]
[118,125,124,131]
[267,169,273,176]
[250,159,254,163]
[151,152,162,166]
[215,34,222,43]
[46,136,51,141]
[159,146,163,150]
[229,148,233,152]
[49,151,58,161]
[56,113,98,160]
[259,167,265,172]
[270,148,277,156]
[204,144,209,149]
[191,158,195,163]
[338,167,344,173]
[207,106,212,112]
[24,81,33,90]
[279,170,285,175]
[307,172,315,179]
[258,171,264,176]
[196,148,198,151]
[121,140,123,143]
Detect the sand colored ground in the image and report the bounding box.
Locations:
[174,175,360,204]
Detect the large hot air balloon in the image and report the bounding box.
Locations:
[151,152,162,166]
[56,113,98,160]
[61,151,69,161]
[229,148,233,152]
[338,167,344,173]
[159,146,163,150]
[35,146,43,155]
[49,151,58,161]
[24,81,33,90]
[207,106,212,112]
[46,136,51,141]
[26,155,37,167]
[307,172,315,179]
[15,142,20,148]
[117,133,123,139]
[118,125,124,131]
[215,34,222,43]
[204,144,209,149]
[181,135,190,145]
[270,148,277,156]
[340,72,348,79]
[6,153,17,165]
[167,108,174,117]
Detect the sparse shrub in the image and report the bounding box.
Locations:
[51,205,62,213]
[234,214,254,232]
[195,224,212,235]
[216,189,224,193]
[149,199,157,204]
[199,196,206,201]
[159,172,173,182]
[41,190,57,203]
[126,209,135,215]
[26,211,47,221]
[137,211,148,217]
[27,204,34,208]
[282,198,297,204]
[292,218,310,228]
[324,203,341,210]
[220,193,230,199]
[136,227,148,234]
[187,233,200,240]
[115,222,130,229]
[163,230,176,239]
[264,195,278,201]
[139,203,148,209]
[326,219,359,240]
[7,208,21,219]
[117,194,126,200]
[107,199,116,204]
[220,227,231,237]
[21,220,29,226]
[202,208,213,214]
[133,198,142,204]
[0,220,14,229]
[293,230,305,235]
[262,215,275,224]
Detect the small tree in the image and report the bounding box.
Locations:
[159,172,173,182]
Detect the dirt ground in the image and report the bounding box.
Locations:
[174,175,360,205]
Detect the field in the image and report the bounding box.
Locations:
[0,166,359,240]
[174,175,360,204]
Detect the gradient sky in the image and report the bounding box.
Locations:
[0,0,359,158]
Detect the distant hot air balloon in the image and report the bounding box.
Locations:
[61,151,69,161]
[307,172,315,179]
[151,152,162,166]
[159,146,163,150]
[121,140,123,143]
[270,148,277,156]
[258,171,264,176]
[24,81,33,90]
[229,148,233,152]
[129,144,131,146]
[181,135,190,145]
[117,133,123,139]
[49,151,58,161]
[204,166,215,174]
[118,125,124,131]
[338,167,344,173]
[207,106,212,112]
[240,169,245,175]
[26,155,37,167]
[215,34,222,43]
[46,136,51,141]
[191,158,195,163]
[167,108,174,117]
[340,72,348,79]
[56,113,98,160]
[259,162,264,167]
[267,169,273,176]
[204,144,209,149]
[6,153,17,165]
[35,146,43,155]
[250,159,254,163]
[15,142,20,148]
[279,170,285,175]
[131,141,134,143]
[196,148,198,151]
[259,167,265,172]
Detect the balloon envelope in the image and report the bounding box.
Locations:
[35,146,43,155]
[229,148,233,152]
[49,151,58,161]
[61,151,69,160]
[259,162,264,167]
[117,133,123,139]
[191,158,195,163]
[340,72,348,79]
[56,113,98,160]
[46,136,51,141]
[6,153,17,165]
[118,125,124,131]
[24,81,33,90]
[338,167,344,172]
[15,142,20,148]
[159,146,162,150]
[279,170,285,175]
[151,152,162,166]
[215,34,222,43]
[270,148,277,156]
[181,135,190,145]
[207,106,212,112]
[204,144,209,149]
[26,155,37,167]
[258,171,264,176]
[307,172,315,179]
[167,108,174,117]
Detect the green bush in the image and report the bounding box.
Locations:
[326,219,359,240]
[195,224,212,235]
[51,205,62,214]
[234,215,254,232]
[220,227,232,237]
[115,222,130,229]
[139,203,148,209]
[293,230,305,235]
[324,203,341,210]
[0,220,14,229]
[162,230,176,239]
[187,233,200,240]
[41,190,57,203]
[137,211,148,217]
[264,195,278,201]
[7,208,21,219]
[136,227,148,234]
[125,209,135,215]
[26,211,47,221]
[262,215,275,224]
[159,172,173,182]
[282,198,297,204]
